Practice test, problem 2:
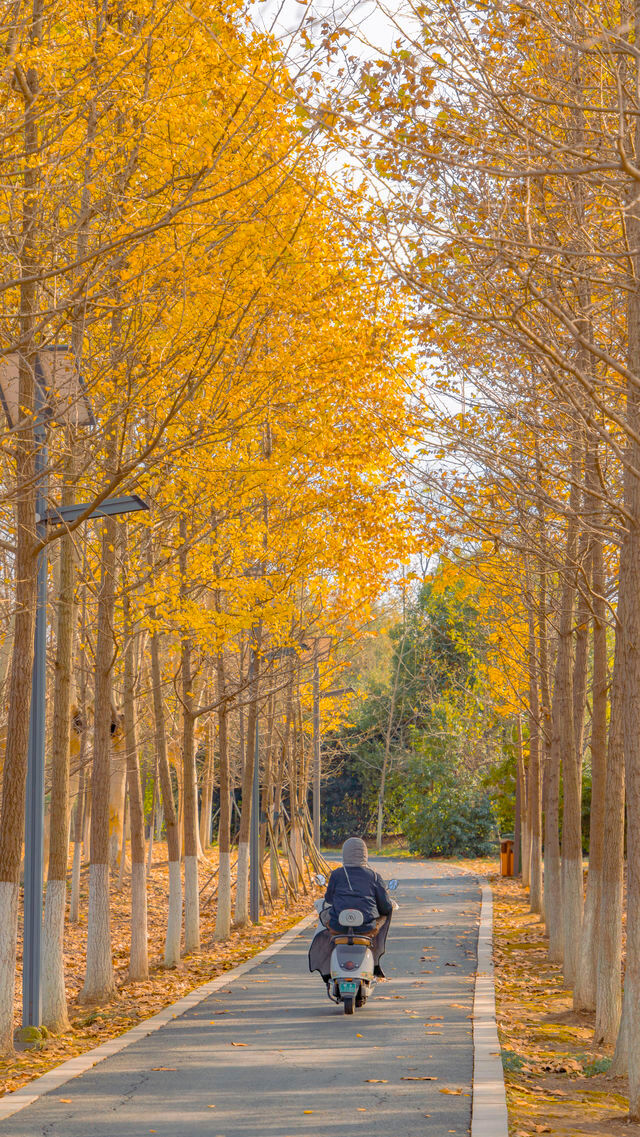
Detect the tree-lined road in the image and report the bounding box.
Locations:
[0,861,480,1137]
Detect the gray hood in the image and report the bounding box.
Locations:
[342,836,368,867]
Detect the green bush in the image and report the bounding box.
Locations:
[401,754,497,857]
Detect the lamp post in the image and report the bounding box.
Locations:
[0,349,149,1028]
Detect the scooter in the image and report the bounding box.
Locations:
[313,875,399,1014]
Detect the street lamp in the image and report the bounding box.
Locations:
[0,349,149,1029]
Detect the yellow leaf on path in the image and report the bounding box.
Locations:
[401,1075,438,1081]
[439,1087,465,1095]
[59,1099,72,1103]
[303,1109,313,1114]
[231,1042,247,1046]
[365,1078,388,1083]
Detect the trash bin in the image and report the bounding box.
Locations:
[500,835,514,876]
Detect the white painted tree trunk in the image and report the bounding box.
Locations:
[574,876,599,1012]
[594,631,625,1045]
[42,880,70,1031]
[69,839,82,924]
[0,883,19,1052]
[561,856,583,986]
[129,861,148,981]
[594,868,623,1044]
[611,977,630,1076]
[215,850,231,941]
[235,841,250,927]
[184,855,200,953]
[164,860,182,968]
[79,864,115,1004]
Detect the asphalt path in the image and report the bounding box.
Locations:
[1,858,481,1137]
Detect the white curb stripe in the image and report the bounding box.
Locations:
[0,912,317,1122]
[471,882,508,1137]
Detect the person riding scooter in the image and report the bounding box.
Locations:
[309,837,394,983]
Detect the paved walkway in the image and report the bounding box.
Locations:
[0,859,482,1136]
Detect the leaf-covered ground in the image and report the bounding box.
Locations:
[484,864,637,1136]
[1,843,325,1097]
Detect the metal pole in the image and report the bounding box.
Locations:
[312,658,320,850]
[23,375,47,1028]
[249,648,260,924]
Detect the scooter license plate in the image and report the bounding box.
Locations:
[339,980,358,993]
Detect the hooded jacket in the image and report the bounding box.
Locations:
[324,841,393,930]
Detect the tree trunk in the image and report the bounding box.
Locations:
[150,630,182,967]
[545,446,579,965]
[235,630,261,927]
[147,757,158,876]
[0,52,40,1056]
[79,516,118,1005]
[574,530,608,1011]
[621,97,640,1112]
[376,624,407,851]
[562,522,587,985]
[593,621,625,1045]
[123,578,148,981]
[214,648,231,941]
[527,604,543,913]
[69,762,85,925]
[514,716,524,876]
[108,726,127,871]
[199,717,215,851]
[42,487,77,1032]
[180,524,199,954]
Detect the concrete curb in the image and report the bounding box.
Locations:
[471,880,509,1137]
[0,911,317,1123]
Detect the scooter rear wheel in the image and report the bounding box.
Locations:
[343,995,355,1015]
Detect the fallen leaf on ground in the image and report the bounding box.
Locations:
[401,1075,438,1081]
[365,1078,388,1083]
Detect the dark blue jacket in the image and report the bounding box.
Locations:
[324,864,393,930]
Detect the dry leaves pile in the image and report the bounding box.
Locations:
[491,871,635,1137]
[445,856,637,1135]
[1,843,324,1098]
